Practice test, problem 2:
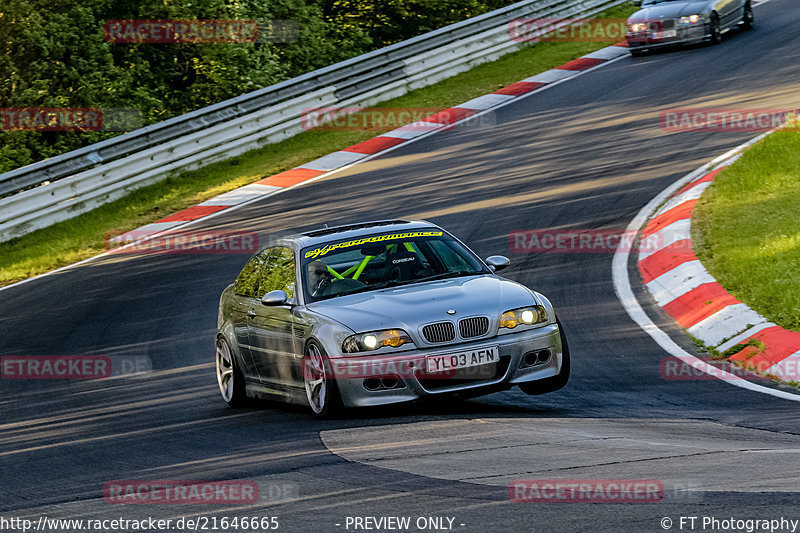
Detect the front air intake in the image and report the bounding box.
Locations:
[422,321,456,343]
[458,316,489,338]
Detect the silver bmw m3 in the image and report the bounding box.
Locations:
[626,0,754,55]
[215,220,569,416]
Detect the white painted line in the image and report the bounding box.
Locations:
[714,153,741,169]
[717,322,778,353]
[301,151,367,171]
[456,94,516,110]
[764,351,800,381]
[583,46,630,61]
[638,219,692,261]
[198,184,280,206]
[612,128,800,403]
[646,260,716,306]
[653,181,711,217]
[381,122,447,139]
[523,69,579,83]
[688,304,768,348]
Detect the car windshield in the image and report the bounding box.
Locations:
[301,230,490,302]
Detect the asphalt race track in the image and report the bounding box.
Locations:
[2,1,800,531]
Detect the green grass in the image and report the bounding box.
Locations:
[693,129,800,332]
[0,3,637,286]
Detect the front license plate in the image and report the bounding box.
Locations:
[651,30,677,39]
[426,346,500,373]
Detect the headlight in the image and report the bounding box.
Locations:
[679,15,700,24]
[629,22,648,32]
[499,306,548,329]
[342,329,413,353]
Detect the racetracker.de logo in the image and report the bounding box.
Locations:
[104,20,259,43]
[105,230,259,255]
[302,354,499,381]
[660,356,799,381]
[509,18,628,43]
[300,107,494,131]
[660,108,800,132]
[104,481,259,504]
[509,479,664,503]
[509,229,672,254]
[1,108,103,131]
[1,356,112,379]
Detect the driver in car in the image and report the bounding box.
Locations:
[307,260,331,297]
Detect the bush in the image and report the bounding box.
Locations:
[0,0,516,173]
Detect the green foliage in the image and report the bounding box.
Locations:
[0,0,523,172]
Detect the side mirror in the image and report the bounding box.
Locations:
[485,255,510,272]
[261,289,289,306]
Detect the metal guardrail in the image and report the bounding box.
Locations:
[0,0,624,242]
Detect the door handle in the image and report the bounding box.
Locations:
[247,310,256,318]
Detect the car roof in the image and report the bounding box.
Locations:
[276,219,443,249]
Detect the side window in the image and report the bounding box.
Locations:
[258,246,296,299]
[233,250,269,298]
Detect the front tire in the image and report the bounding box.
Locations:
[518,318,570,396]
[742,3,754,30]
[303,340,342,418]
[216,336,247,407]
[709,13,722,44]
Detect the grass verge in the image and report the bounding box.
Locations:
[0,3,637,286]
[693,128,800,332]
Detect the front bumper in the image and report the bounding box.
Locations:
[626,23,709,51]
[330,323,564,407]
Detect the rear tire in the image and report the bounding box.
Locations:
[303,340,342,418]
[518,318,570,396]
[742,3,754,30]
[216,336,247,407]
[710,13,722,44]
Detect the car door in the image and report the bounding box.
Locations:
[230,250,269,378]
[247,246,301,388]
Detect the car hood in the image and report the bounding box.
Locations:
[307,275,538,335]
[631,1,709,20]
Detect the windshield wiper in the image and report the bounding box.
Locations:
[330,278,403,297]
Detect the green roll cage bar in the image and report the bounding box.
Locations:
[324,242,417,281]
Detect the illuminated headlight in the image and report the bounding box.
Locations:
[679,15,701,24]
[499,306,548,329]
[629,22,648,32]
[342,329,413,353]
